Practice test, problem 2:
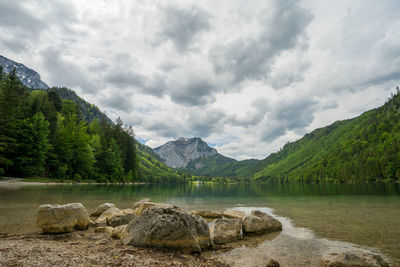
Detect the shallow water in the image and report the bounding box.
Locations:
[0,182,399,265]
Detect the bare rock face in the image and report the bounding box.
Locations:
[210,219,242,244]
[153,137,217,168]
[320,251,389,267]
[251,210,282,232]
[121,207,211,252]
[190,210,223,219]
[222,210,246,219]
[37,203,90,233]
[90,203,116,217]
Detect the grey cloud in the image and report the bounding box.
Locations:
[169,78,214,106]
[269,62,311,89]
[211,0,312,84]
[187,109,225,137]
[100,91,133,112]
[261,97,317,142]
[1,37,28,53]
[41,47,98,92]
[156,4,211,51]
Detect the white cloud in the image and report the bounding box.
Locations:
[1,0,399,160]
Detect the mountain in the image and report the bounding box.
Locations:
[0,55,49,89]
[153,137,236,169]
[252,89,400,183]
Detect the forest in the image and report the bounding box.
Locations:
[0,67,139,182]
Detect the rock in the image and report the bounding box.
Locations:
[90,203,116,217]
[133,198,151,209]
[320,251,389,267]
[222,210,246,219]
[106,211,136,227]
[122,207,211,252]
[95,207,134,225]
[243,215,267,233]
[266,258,280,267]
[133,201,176,216]
[37,203,90,234]
[210,219,242,244]
[190,210,223,218]
[111,224,127,239]
[251,210,282,232]
[94,226,113,236]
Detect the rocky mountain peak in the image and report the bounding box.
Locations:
[0,55,49,89]
[153,137,217,168]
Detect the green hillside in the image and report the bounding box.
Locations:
[253,90,400,183]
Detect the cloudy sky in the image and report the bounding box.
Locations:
[1,0,399,160]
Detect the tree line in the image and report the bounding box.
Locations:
[0,67,138,182]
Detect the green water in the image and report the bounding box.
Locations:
[0,183,399,264]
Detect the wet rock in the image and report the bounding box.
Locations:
[190,210,223,218]
[243,215,267,233]
[210,219,242,244]
[90,203,116,217]
[106,211,136,227]
[111,224,127,239]
[133,201,176,216]
[122,207,211,252]
[37,203,90,233]
[266,258,280,267]
[251,210,282,232]
[320,251,389,267]
[222,210,246,219]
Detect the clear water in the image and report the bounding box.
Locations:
[0,183,399,265]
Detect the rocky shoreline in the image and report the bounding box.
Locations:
[0,198,391,267]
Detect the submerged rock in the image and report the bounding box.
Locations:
[190,210,223,218]
[210,219,242,244]
[122,207,211,252]
[222,210,246,219]
[37,203,90,233]
[243,215,267,233]
[90,203,116,217]
[320,251,389,267]
[251,210,282,232]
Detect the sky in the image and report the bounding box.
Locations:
[0,0,399,160]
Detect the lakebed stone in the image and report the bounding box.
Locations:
[251,210,282,232]
[37,203,90,233]
[90,203,115,217]
[210,218,242,244]
[243,215,267,233]
[320,251,389,267]
[122,207,211,252]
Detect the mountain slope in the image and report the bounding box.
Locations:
[0,55,49,89]
[153,137,219,168]
[253,90,400,183]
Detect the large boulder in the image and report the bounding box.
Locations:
[242,215,267,233]
[251,210,282,231]
[320,251,389,267]
[37,203,90,233]
[106,211,136,227]
[121,207,211,252]
[133,201,176,216]
[190,210,223,219]
[210,219,242,244]
[90,203,116,217]
[222,210,246,219]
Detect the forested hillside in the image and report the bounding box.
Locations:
[0,67,186,182]
[253,89,400,183]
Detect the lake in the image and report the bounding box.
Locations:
[0,182,399,266]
